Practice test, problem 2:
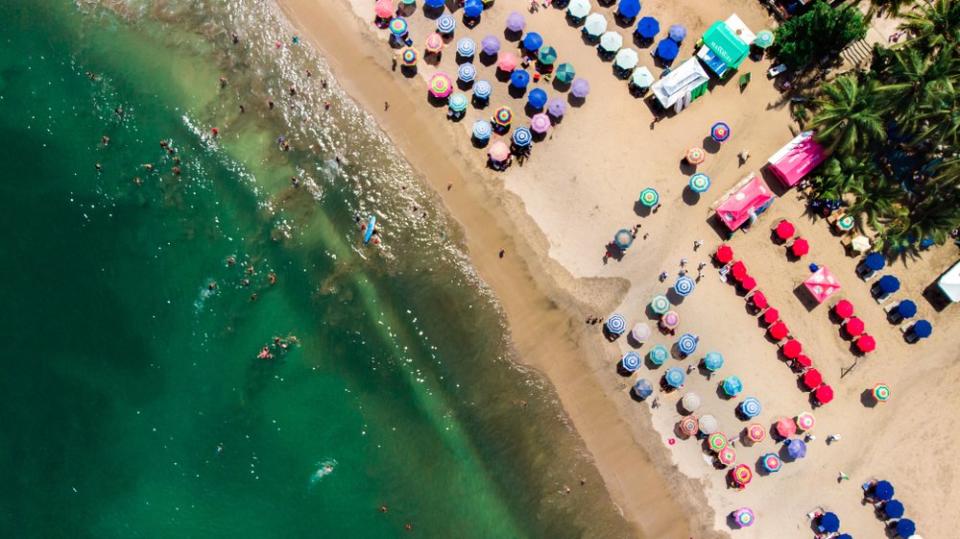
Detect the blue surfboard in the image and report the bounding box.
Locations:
[363,215,376,244]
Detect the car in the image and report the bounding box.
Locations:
[768,64,788,78]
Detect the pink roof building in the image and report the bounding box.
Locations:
[715,174,775,231]
[804,266,841,303]
[767,131,827,188]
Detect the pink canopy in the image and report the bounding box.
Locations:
[767,131,827,188]
[804,266,841,304]
[488,140,510,162]
[715,174,775,231]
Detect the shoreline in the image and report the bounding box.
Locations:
[273,0,713,537]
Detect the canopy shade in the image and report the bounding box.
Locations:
[804,266,841,304]
[767,131,827,187]
[702,20,749,69]
[715,174,774,231]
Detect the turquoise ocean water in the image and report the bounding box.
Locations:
[0,1,630,537]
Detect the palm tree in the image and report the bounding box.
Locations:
[883,185,960,249]
[876,48,957,132]
[912,84,960,147]
[812,76,887,153]
[813,156,883,200]
[899,0,960,54]
[847,174,905,235]
[866,0,916,19]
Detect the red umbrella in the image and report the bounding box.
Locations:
[802,368,822,390]
[793,354,812,370]
[730,261,747,281]
[844,317,865,337]
[814,384,834,405]
[790,238,810,257]
[740,276,757,292]
[856,334,876,353]
[762,308,779,325]
[782,339,802,359]
[775,417,797,438]
[715,245,734,264]
[774,220,795,241]
[768,321,789,341]
[833,299,854,319]
[750,291,768,309]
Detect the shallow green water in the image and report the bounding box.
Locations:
[0,1,631,538]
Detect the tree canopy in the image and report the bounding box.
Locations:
[775,2,867,68]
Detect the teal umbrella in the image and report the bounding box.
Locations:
[555,63,576,83]
[689,173,711,193]
[448,92,468,112]
[648,345,669,366]
[538,45,558,66]
[722,376,743,397]
[639,188,659,207]
[650,294,670,315]
[754,30,774,49]
[703,352,724,371]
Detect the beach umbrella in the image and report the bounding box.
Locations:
[896,299,917,319]
[843,316,865,337]
[481,35,500,56]
[896,519,916,537]
[487,141,510,162]
[708,432,727,452]
[512,126,532,148]
[911,319,932,339]
[375,0,395,19]
[600,31,624,53]
[631,66,655,89]
[794,354,812,369]
[796,412,815,431]
[819,512,840,533]
[389,17,409,38]
[698,414,718,434]
[429,72,453,98]
[530,113,551,134]
[679,416,698,436]
[681,392,701,412]
[722,376,743,397]
[739,275,757,292]
[834,299,854,319]
[750,291,768,309]
[864,252,886,271]
[674,275,695,297]
[527,88,548,109]
[650,294,670,315]
[664,367,686,388]
[401,0,415,5]
[715,244,734,264]
[472,120,492,140]
[498,52,519,72]
[547,97,567,117]
[733,507,755,528]
[605,314,626,335]
[633,378,654,399]
[814,384,834,405]
[473,80,492,100]
[425,32,444,53]
[399,46,418,66]
[856,334,876,354]
[660,310,680,330]
[873,382,890,402]
[614,48,639,70]
[584,13,608,37]
[874,479,895,501]
[740,397,761,418]
[522,32,544,52]
[638,187,659,207]
[571,78,590,98]
[621,351,642,372]
[703,351,724,372]
[668,24,687,42]
[718,446,736,466]
[448,92,468,112]
[510,69,530,89]
[851,235,872,253]
[761,452,782,473]
[617,0,641,19]
[878,275,900,295]
[782,339,802,359]
[614,228,633,249]
[802,369,822,390]
[837,214,856,232]
[747,423,766,443]
[457,38,476,58]
[437,14,456,34]
[689,173,711,193]
[790,238,810,257]
[754,29,774,48]
[768,321,788,341]
[505,11,526,33]
[463,0,484,18]
[775,417,797,438]
[648,344,669,366]
[762,308,779,325]
[685,146,706,164]
[567,0,592,19]
[884,500,905,519]
[730,260,747,281]
[636,16,660,39]
[732,464,752,487]
[493,106,512,126]
[630,322,651,342]
[457,63,476,83]
[786,438,807,459]
[676,333,698,356]
[656,38,679,61]
[424,0,445,8]
[537,45,558,66]
[710,122,731,142]
[555,63,577,83]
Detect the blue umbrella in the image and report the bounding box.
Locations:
[677,333,698,356]
[896,300,917,318]
[668,23,687,42]
[510,69,531,89]
[818,512,840,533]
[472,120,492,140]
[621,351,642,372]
[527,88,548,109]
[896,519,915,537]
[458,63,476,82]
[633,378,654,399]
[457,38,476,58]
[740,397,761,418]
[787,438,807,459]
[606,314,626,335]
[703,351,724,371]
[884,500,905,519]
[463,0,484,18]
[911,319,932,338]
[722,376,743,397]
[878,275,901,295]
[636,16,659,39]
[664,367,686,388]
[674,275,695,296]
[865,252,885,271]
[425,0,445,8]
[874,480,895,501]
[522,32,544,52]
[437,14,456,34]
[617,0,641,19]
[473,80,492,99]
[655,38,679,61]
[512,126,532,147]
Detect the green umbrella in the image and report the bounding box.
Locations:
[448,92,468,112]
[538,46,558,66]
[639,187,659,207]
[648,345,669,366]
[555,63,576,83]
[650,294,670,315]
[754,30,774,49]
[837,214,855,231]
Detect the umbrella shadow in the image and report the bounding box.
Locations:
[612,65,632,80]
[471,96,489,109]
[524,103,543,117]
[580,31,599,46]
[644,304,661,321]
[679,160,697,175]
[400,65,418,79]
[633,34,654,48]
[666,288,686,305]
[616,362,636,377]
[715,384,735,401]
[792,284,820,312]
[424,52,442,66]
[702,136,721,154]
[602,325,623,342]
[566,14,585,29]
[682,186,701,206]
[457,79,474,91]
[625,332,647,348]
[552,78,572,92]
[422,5,443,20]
[644,356,663,370]
[860,389,878,408]
[495,68,512,83]
[567,93,586,107]
[426,92,448,108]
[471,136,489,148]
[504,28,522,42]
[614,14,635,28]
[597,48,616,62]
[598,0,616,6]
[507,85,527,98]
[398,4,416,16]
[479,51,497,66]
[725,513,742,530]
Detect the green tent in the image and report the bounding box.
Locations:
[702,21,749,69]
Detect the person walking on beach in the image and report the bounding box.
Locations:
[384,101,390,111]
[738,149,750,165]
[498,248,505,258]
[693,239,703,250]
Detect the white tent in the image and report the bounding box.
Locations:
[651,57,709,108]
[938,259,960,302]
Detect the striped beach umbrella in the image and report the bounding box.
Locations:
[639,188,659,207]
[660,310,680,330]
[632,378,653,399]
[584,13,608,37]
[567,0,591,19]
[761,452,782,473]
[428,72,453,98]
[457,63,476,83]
[448,92,468,113]
[747,423,766,443]
[630,322,651,342]
[621,351,642,373]
[710,121,731,142]
[698,414,718,434]
[796,412,815,431]
[703,352,724,371]
[733,507,755,528]
[614,48,639,70]
[457,38,476,58]
[689,173,711,193]
[537,45,558,66]
[605,313,626,335]
[732,464,752,487]
[754,29,774,49]
[555,63,577,83]
[674,275,695,297]
[679,416,698,437]
[530,113,551,134]
[708,432,727,452]
[718,446,736,466]
[648,344,669,366]
[493,106,512,126]
[436,14,456,34]
[472,120,492,140]
[722,376,743,397]
[650,295,670,315]
[740,397,761,418]
[599,31,623,53]
[488,141,510,162]
[399,46,418,66]
[481,35,500,56]
[681,392,701,412]
[873,383,890,402]
[425,32,443,53]
[389,17,409,37]
[685,146,706,164]
[676,333,698,356]
[512,126,532,148]
[664,367,686,388]
[473,80,492,100]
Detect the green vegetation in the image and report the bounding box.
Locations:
[807,0,960,253]
[774,1,867,69]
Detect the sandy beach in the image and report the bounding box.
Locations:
[277,0,960,537]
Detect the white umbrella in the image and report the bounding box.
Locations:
[599,31,623,53]
[681,392,702,413]
[698,414,718,434]
[583,13,607,37]
[567,0,591,19]
[614,48,639,70]
[631,66,654,88]
[631,323,651,342]
[851,235,871,253]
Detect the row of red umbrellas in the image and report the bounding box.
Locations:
[773,220,809,257]
[831,299,877,353]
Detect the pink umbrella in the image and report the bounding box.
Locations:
[530,113,551,134]
[488,140,510,162]
[425,32,443,53]
[428,72,453,98]
[374,0,395,19]
[775,417,797,438]
[718,446,737,466]
[498,51,519,72]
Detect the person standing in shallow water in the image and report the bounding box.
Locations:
[498,249,505,258]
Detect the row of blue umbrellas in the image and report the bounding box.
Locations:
[424,0,483,18]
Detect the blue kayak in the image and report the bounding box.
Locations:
[363,215,376,244]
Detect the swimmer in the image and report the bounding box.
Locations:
[101,135,110,146]
[172,166,181,175]
[240,278,250,287]
[207,281,217,291]
[133,176,142,186]
[219,76,228,88]
[231,33,239,44]
[268,100,275,110]
[379,505,388,513]
[289,86,297,96]
[268,272,277,285]
[143,163,154,171]
[239,104,245,114]
[95,163,102,172]
[160,140,168,148]
[114,105,124,118]
[226,255,236,266]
